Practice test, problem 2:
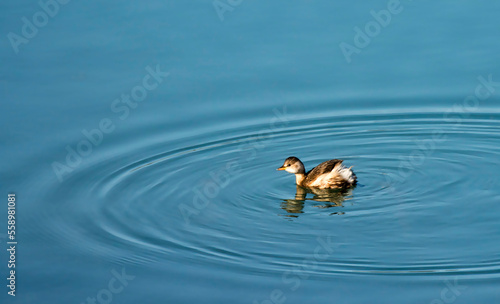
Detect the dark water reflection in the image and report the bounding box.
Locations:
[281,186,354,217]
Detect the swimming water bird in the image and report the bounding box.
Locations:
[277,156,357,189]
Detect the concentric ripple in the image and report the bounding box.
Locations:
[34,108,500,279]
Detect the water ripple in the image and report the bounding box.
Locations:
[32,109,500,279]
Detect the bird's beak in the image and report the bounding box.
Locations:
[277,166,286,171]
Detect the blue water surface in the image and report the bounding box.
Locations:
[1,1,500,303]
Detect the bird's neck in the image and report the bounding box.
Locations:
[295,173,306,186]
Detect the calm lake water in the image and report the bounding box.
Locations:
[2,1,500,303]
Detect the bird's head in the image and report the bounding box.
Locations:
[277,156,305,174]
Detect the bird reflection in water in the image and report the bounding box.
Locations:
[281,185,355,218]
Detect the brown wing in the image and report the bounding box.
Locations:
[304,159,343,184]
